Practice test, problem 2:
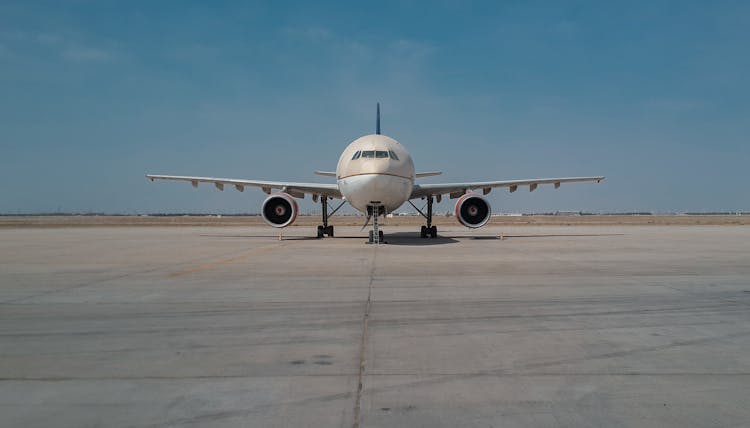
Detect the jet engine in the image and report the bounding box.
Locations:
[261,192,298,228]
[454,193,491,228]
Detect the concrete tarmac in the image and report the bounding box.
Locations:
[1,225,749,427]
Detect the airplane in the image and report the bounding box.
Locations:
[147,104,604,243]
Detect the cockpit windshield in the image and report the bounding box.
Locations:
[358,150,390,159]
[351,151,361,160]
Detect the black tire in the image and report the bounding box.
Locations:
[420,225,427,238]
[379,230,384,242]
[317,225,324,239]
[430,225,437,238]
[327,226,334,237]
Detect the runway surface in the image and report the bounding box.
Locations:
[1,225,750,427]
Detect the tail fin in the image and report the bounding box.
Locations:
[376,102,381,135]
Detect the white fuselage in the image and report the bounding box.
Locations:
[336,134,415,213]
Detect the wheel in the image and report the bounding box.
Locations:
[317,225,324,238]
[326,225,334,237]
[368,230,374,243]
[420,225,427,238]
[430,225,437,238]
[379,230,384,242]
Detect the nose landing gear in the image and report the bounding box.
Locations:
[367,203,385,244]
[368,230,384,244]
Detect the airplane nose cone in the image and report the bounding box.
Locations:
[360,174,390,196]
[338,173,412,213]
[360,158,393,175]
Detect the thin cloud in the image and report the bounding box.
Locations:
[35,32,64,45]
[0,30,63,45]
[390,39,437,58]
[642,97,703,113]
[61,46,118,62]
[554,20,580,35]
[1,30,120,63]
[281,26,332,42]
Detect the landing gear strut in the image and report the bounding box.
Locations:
[366,204,385,244]
[368,230,384,244]
[317,197,345,238]
[410,196,438,238]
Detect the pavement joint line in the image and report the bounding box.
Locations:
[495,235,750,311]
[656,280,750,309]
[3,372,750,382]
[0,244,278,304]
[168,242,283,277]
[1,265,169,304]
[352,246,376,428]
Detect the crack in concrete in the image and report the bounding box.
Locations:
[353,247,376,428]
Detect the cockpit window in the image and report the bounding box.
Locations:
[351,151,361,160]
[389,150,400,160]
[359,150,390,159]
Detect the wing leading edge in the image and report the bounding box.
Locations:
[145,174,341,199]
[410,176,604,199]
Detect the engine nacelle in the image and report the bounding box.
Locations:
[261,192,298,228]
[454,193,491,228]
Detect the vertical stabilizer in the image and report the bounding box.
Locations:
[376,103,381,135]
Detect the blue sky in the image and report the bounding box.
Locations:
[1,1,748,214]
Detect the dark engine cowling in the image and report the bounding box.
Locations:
[454,193,491,228]
[262,192,298,228]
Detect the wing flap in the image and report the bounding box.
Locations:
[411,176,604,199]
[146,174,342,199]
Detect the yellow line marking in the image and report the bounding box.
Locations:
[169,243,282,277]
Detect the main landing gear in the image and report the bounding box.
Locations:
[317,225,333,239]
[420,225,437,238]
[317,197,346,238]
[409,196,438,238]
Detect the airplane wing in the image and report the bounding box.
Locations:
[410,176,604,199]
[145,174,342,199]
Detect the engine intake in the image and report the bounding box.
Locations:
[262,192,298,228]
[454,193,491,228]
